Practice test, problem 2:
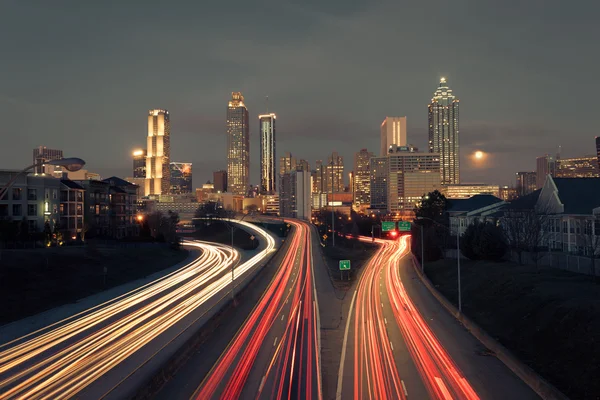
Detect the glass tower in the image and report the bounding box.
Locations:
[227,92,250,196]
[259,113,276,194]
[428,78,460,185]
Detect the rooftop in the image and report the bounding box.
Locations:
[553,178,600,214]
[447,194,504,213]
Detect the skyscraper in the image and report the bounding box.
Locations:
[428,77,460,185]
[370,157,388,211]
[354,148,373,209]
[213,170,228,193]
[516,171,537,197]
[145,109,170,196]
[380,117,407,156]
[297,159,310,172]
[259,113,276,194]
[33,146,63,175]
[325,152,344,193]
[132,149,146,178]
[279,152,296,176]
[596,137,600,168]
[227,92,250,196]
[555,156,600,178]
[536,155,556,189]
[170,162,193,194]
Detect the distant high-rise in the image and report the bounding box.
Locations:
[380,117,407,156]
[325,152,344,193]
[145,109,170,196]
[259,113,276,194]
[170,162,193,194]
[536,155,556,189]
[428,77,460,184]
[596,137,600,168]
[227,92,250,196]
[297,159,310,172]
[33,146,63,175]
[132,149,146,178]
[213,170,227,192]
[354,148,374,208]
[516,172,537,197]
[279,168,311,220]
[279,152,296,176]
[369,157,389,210]
[555,156,599,178]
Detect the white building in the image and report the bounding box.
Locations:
[380,117,407,156]
[146,109,171,196]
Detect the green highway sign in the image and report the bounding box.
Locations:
[398,221,411,231]
[382,221,395,232]
[339,260,351,270]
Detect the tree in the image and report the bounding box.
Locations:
[461,220,507,261]
[412,191,450,263]
[43,221,52,246]
[244,204,259,214]
[414,190,449,224]
[582,217,600,279]
[502,209,528,264]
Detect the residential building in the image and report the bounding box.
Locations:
[0,170,61,233]
[259,113,276,194]
[380,117,407,157]
[536,154,556,189]
[387,147,441,213]
[448,195,506,236]
[499,186,518,201]
[354,148,374,209]
[75,180,111,237]
[33,146,63,175]
[59,180,85,239]
[516,171,537,197]
[555,156,599,178]
[145,109,171,196]
[369,157,388,211]
[125,177,145,198]
[133,149,146,178]
[170,162,193,194]
[325,152,344,193]
[227,92,250,196]
[443,184,500,199]
[102,177,139,238]
[213,170,227,193]
[428,77,460,185]
[66,170,101,181]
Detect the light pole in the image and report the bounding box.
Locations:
[330,155,335,247]
[225,211,251,304]
[415,216,462,313]
[0,157,86,200]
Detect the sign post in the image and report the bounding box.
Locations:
[339,259,351,280]
[398,221,411,232]
[381,221,395,232]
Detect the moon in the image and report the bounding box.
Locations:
[474,151,484,159]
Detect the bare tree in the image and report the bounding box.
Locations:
[524,209,551,270]
[582,217,600,279]
[502,209,528,264]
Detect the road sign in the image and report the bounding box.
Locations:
[339,260,351,270]
[398,221,411,231]
[323,234,328,240]
[382,221,395,232]
[250,235,255,241]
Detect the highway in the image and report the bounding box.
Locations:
[0,220,276,400]
[338,235,539,400]
[191,219,322,400]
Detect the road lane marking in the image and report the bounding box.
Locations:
[401,380,408,396]
[384,318,387,324]
[390,341,394,351]
[273,337,278,347]
[435,377,453,400]
[259,375,266,392]
[336,288,358,400]
[281,314,285,321]
[381,302,384,308]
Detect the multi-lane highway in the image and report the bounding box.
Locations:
[337,235,539,400]
[191,219,322,400]
[0,220,276,400]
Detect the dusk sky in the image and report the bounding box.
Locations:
[1,0,598,188]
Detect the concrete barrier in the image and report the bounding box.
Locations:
[410,255,569,400]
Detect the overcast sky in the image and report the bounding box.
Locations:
[1,0,598,188]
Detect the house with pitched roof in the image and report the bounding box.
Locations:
[447,194,506,235]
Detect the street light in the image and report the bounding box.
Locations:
[224,211,252,304]
[0,157,86,200]
[415,216,462,313]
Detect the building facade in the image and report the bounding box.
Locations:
[213,170,227,193]
[145,109,171,196]
[227,92,250,196]
[536,154,556,189]
[443,184,500,199]
[325,152,344,193]
[516,171,537,197]
[369,157,389,210]
[380,117,407,156]
[428,77,460,185]
[279,168,311,219]
[387,148,441,212]
[596,137,600,169]
[499,186,518,201]
[259,113,276,194]
[354,148,373,209]
[170,162,193,194]
[59,180,85,239]
[555,156,599,178]
[279,152,296,176]
[133,149,146,178]
[33,146,63,176]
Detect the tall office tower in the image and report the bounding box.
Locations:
[387,147,441,212]
[354,148,374,208]
[297,159,310,172]
[369,157,389,211]
[279,168,311,220]
[555,156,600,178]
[596,137,600,168]
[213,170,228,192]
[145,109,171,196]
[428,77,460,184]
[132,149,147,178]
[170,162,193,194]
[380,117,407,156]
[516,171,537,197]
[33,146,63,175]
[313,160,325,194]
[536,155,556,189]
[279,152,296,176]
[227,92,250,196]
[325,152,344,193]
[259,113,276,194]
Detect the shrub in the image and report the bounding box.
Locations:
[461,220,506,261]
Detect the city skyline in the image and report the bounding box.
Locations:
[1,2,598,188]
